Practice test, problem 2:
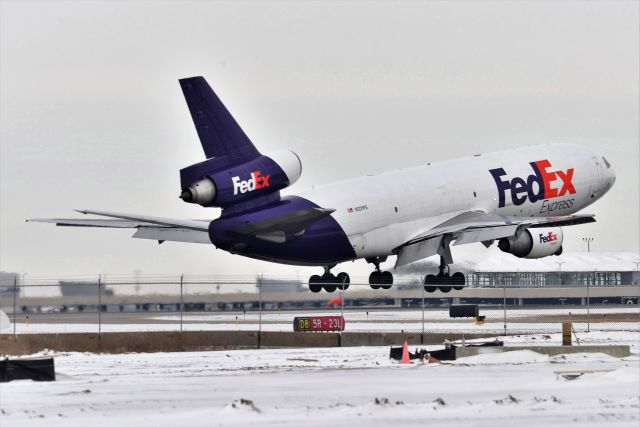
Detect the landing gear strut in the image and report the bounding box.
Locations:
[367,257,393,290]
[423,255,465,293]
[308,266,350,293]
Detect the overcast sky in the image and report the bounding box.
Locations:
[1,0,638,281]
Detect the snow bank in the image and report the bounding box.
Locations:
[0,310,10,331]
[454,349,548,365]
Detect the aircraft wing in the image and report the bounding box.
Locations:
[27,209,212,244]
[394,211,595,267]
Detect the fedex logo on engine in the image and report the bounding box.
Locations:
[539,231,558,243]
[232,170,271,195]
[489,160,576,208]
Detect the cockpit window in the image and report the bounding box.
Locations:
[602,157,611,168]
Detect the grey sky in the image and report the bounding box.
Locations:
[1,0,638,280]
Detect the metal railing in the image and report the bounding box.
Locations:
[0,274,638,340]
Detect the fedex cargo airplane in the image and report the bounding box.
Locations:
[30,77,616,293]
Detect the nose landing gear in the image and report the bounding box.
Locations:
[423,256,465,293]
[308,266,350,293]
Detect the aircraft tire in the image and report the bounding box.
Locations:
[423,274,437,293]
[452,272,465,290]
[380,271,393,289]
[322,273,337,292]
[337,272,350,290]
[309,275,322,293]
[438,285,452,293]
[435,273,452,293]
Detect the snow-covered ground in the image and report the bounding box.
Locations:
[1,340,638,426]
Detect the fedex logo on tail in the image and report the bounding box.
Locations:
[489,160,575,208]
[232,171,271,195]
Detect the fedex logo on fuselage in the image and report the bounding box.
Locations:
[489,160,576,208]
[232,170,270,195]
[539,231,558,243]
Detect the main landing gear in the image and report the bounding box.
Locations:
[367,257,393,290]
[308,266,350,293]
[423,255,465,293]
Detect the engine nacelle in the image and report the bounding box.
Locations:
[498,227,563,259]
[180,150,302,207]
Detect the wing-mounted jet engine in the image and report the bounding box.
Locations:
[498,227,563,258]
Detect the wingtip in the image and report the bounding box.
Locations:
[74,209,88,215]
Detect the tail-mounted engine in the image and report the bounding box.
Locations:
[498,227,563,259]
[179,150,302,208]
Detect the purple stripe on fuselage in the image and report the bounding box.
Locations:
[210,196,355,266]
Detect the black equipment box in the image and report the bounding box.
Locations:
[449,304,479,318]
[0,357,55,382]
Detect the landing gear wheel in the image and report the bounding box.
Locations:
[322,273,337,293]
[369,271,382,288]
[380,271,393,289]
[423,274,437,293]
[369,270,393,289]
[336,272,350,290]
[309,275,322,293]
[436,273,452,293]
[452,272,465,291]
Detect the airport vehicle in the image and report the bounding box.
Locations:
[29,77,616,293]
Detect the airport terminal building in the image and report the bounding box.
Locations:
[468,251,639,288]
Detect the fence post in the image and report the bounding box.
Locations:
[258,278,262,349]
[13,276,17,338]
[587,271,591,332]
[421,278,425,344]
[502,276,507,336]
[180,274,184,334]
[98,274,102,337]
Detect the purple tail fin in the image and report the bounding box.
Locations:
[179,76,260,162]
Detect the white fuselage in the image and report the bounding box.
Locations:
[299,144,615,259]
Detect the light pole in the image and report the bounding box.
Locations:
[582,237,594,252]
[555,262,565,286]
[502,275,507,336]
[587,268,595,333]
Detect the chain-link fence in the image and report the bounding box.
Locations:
[1,273,638,340]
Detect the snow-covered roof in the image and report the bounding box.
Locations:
[474,252,640,273]
[395,252,640,275]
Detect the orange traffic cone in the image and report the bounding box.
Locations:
[400,340,411,364]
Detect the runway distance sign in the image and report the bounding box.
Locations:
[293,316,345,332]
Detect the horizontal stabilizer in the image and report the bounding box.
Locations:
[26,218,145,228]
[28,210,213,245]
[132,227,211,244]
[72,209,210,231]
